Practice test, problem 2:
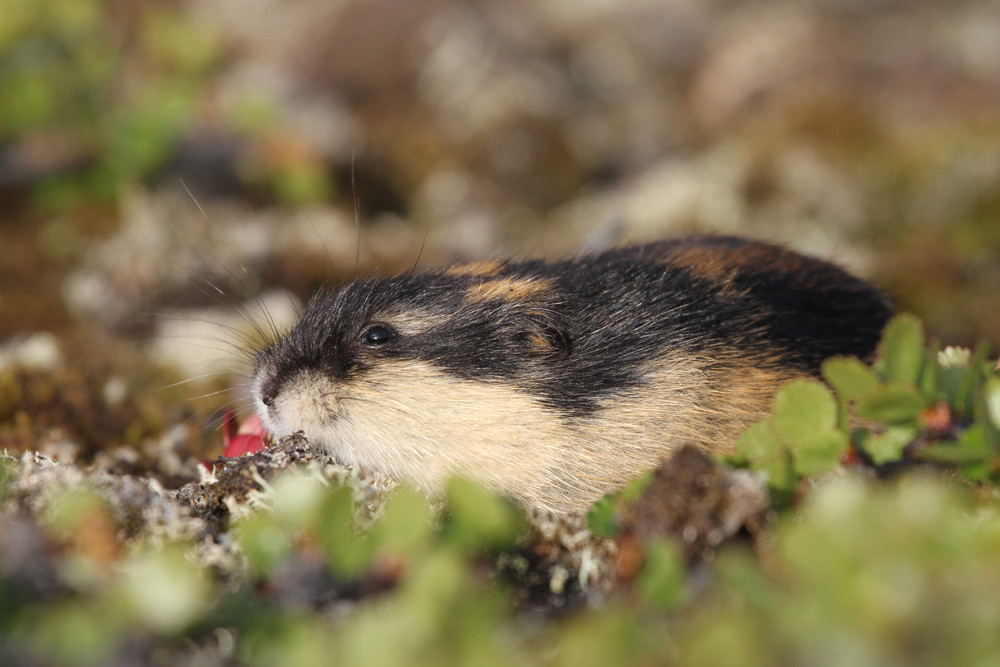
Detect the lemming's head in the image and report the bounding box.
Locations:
[251,269,570,440]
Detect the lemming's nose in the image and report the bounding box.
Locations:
[259,377,279,408]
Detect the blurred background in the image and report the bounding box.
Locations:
[1,0,999,464]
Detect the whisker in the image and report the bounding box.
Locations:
[408,217,432,276]
[205,403,259,432]
[153,338,257,363]
[146,311,263,346]
[351,148,361,279]
[177,179,277,342]
[311,221,336,284]
[187,386,242,401]
[153,328,261,354]
[155,373,239,391]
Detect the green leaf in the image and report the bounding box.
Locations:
[879,314,925,384]
[920,340,941,398]
[373,487,433,554]
[938,346,972,407]
[822,357,878,400]
[859,426,916,465]
[317,485,374,576]
[771,379,838,444]
[857,382,926,424]
[621,470,654,503]
[921,426,992,465]
[118,544,212,634]
[791,431,849,477]
[737,423,796,491]
[736,421,782,460]
[956,343,993,413]
[269,470,327,530]
[957,462,992,482]
[636,539,688,609]
[586,472,652,538]
[444,478,526,550]
[234,514,291,576]
[586,495,621,538]
[985,377,1000,432]
[0,457,14,502]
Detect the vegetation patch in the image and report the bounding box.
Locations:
[4,315,1000,665]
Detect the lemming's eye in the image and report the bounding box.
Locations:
[360,324,395,347]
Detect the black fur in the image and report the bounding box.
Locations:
[255,236,893,417]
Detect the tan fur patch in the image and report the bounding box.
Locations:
[465,277,554,304]
[659,243,810,293]
[540,351,797,510]
[444,259,503,277]
[375,310,448,336]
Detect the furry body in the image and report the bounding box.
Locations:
[251,235,892,513]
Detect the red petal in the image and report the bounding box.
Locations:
[238,413,265,435]
[224,433,267,457]
[220,411,270,457]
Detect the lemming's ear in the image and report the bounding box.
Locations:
[515,308,571,359]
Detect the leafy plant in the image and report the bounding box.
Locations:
[5,313,1000,666]
[735,314,1000,492]
[585,471,652,538]
[0,0,220,207]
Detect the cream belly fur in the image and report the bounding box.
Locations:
[258,356,792,513]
